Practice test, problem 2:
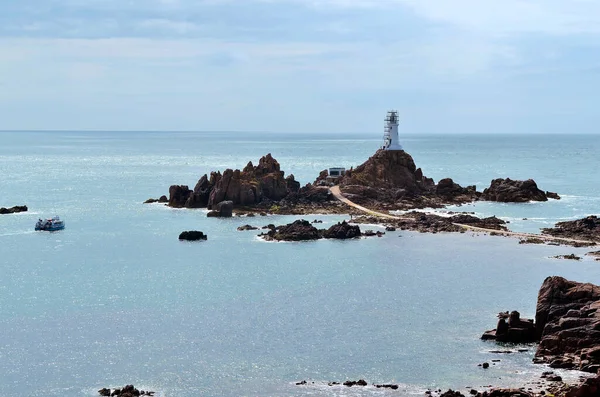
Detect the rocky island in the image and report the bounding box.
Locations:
[157,149,559,219]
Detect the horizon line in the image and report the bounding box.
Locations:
[1,129,598,135]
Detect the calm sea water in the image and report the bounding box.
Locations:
[1,131,599,397]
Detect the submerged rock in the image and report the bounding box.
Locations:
[343,379,367,387]
[97,385,154,396]
[552,254,581,260]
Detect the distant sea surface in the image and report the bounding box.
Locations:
[1,131,599,397]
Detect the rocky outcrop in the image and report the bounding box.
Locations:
[322,221,361,239]
[0,205,28,214]
[331,150,482,209]
[286,174,301,193]
[178,231,207,241]
[207,201,233,218]
[480,277,600,373]
[481,277,600,376]
[541,216,600,242]
[451,214,508,231]
[168,185,192,208]
[534,276,600,373]
[167,154,317,212]
[546,191,561,200]
[482,178,549,202]
[143,195,168,204]
[436,178,477,199]
[552,254,581,261]
[259,220,369,241]
[343,379,367,387]
[237,224,259,231]
[338,149,434,198]
[394,213,463,233]
[260,220,321,242]
[481,310,536,343]
[350,212,509,234]
[98,385,154,396]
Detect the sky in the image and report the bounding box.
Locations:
[1,0,599,133]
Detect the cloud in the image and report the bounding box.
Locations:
[1,0,600,132]
[342,0,600,36]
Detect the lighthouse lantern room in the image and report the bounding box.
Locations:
[382,110,403,151]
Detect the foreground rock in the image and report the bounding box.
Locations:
[481,311,536,343]
[482,178,549,202]
[98,384,154,396]
[534,276,600,372]
[481,276,600,374]
[542,216,600,243]
[0,205,28,214]
[178,231,207,241]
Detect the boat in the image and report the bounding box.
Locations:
[35,216,65,231]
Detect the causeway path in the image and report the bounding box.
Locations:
[329,185,596,245]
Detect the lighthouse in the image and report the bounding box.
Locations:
[382,110,403,151]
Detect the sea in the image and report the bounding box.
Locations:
[1,131,599,397]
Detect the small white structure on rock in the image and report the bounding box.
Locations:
[326,167,346,184]
[382,110,403,151]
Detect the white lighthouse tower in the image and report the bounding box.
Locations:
[382,110,403,151]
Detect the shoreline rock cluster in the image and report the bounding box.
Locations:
[351,212,508,234]
[542,216,600,243]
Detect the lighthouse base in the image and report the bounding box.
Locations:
[385,143,403,151]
